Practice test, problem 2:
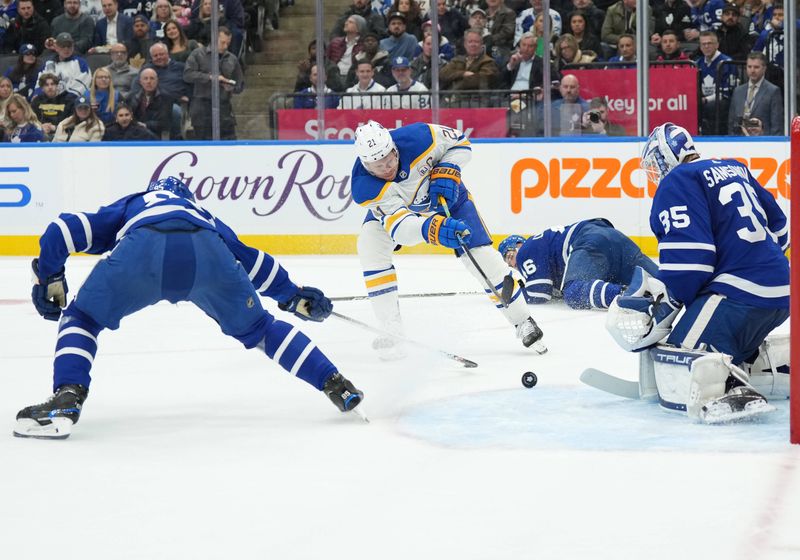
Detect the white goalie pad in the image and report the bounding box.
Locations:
[745,334,790,398]
[649,346,707,413]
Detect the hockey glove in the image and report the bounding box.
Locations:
[31,258,68,321]
[422,215,471,249]
[278,286,333,322]
[428,162,461,211]
[605,267,681,352]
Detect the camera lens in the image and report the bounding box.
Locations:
[589,111,600,123]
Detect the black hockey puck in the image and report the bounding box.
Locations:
[521,371,538,388]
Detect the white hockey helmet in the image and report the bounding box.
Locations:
[354,120,396,164]
[640,122,699,184]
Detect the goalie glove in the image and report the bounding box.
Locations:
[428,162,461,211]
[31,258,68,321]
[422,214,471,249]
[605,266,681,352]
[278,285,333,322]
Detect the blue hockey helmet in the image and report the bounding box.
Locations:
[147,176,195,201]
[498,235,525,260]
[640,122,699,185]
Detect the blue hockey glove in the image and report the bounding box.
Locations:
[278,286,333,322]
[422,215,471,249]
[31,258,68,321]
[428,162,461,211]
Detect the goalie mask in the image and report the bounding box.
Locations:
[640,123,698,185]
[147,176,195,201]
[498,235,525,266]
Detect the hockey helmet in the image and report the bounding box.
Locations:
[498,235,525,263]
[147,176,195,201]
[640,122,698,184]
[354,120,396,164]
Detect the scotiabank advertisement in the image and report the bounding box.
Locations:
[0,138,790,255]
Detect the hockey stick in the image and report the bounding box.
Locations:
[330,311,478,368]
[330,290,483,302]
[438,196,547,354]
[579,368,641,399]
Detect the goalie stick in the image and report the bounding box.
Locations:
[330,311,479,368]
[579,368,642,399]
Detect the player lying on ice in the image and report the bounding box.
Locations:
[351,120,545,359]
[604,122,790,424]
[498,219,659,309]
[15,177,364,439]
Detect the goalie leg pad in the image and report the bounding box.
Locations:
[745,333,790,398]
[686,353,732,420]
[651,345,706,413]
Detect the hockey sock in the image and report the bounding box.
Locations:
[363,266,403,333]
[52,309,103,391]
[261,319,337,390]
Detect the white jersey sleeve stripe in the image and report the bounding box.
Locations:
[248,251,265,281]
[772,223,788,237]
[256,259,280,292]
[54,218,77,254]
[525,279,553,286]
[658,242,716,252]
[660,263,715,272]
[76,213,93,251]
[712,273,790,298]
[589,280,602,308]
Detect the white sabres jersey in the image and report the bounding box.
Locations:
[351,122,471,246]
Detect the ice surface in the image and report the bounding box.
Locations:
[1,255,798,560]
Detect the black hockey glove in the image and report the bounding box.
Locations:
[31,258,68,321]
[278,286,333,322]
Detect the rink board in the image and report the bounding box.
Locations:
[0,138,790,255]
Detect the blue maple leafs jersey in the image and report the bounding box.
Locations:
[651,158,789,309]
[514,222,576,303]
[37,190,298,303]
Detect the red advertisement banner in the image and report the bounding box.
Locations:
[568,66,699,135]
[276,108,510,140]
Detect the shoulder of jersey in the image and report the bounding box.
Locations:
[351,159,389,205]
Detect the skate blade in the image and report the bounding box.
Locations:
[531,341,548,355]
[13,417,73,439]
[351,406,370,423]
[701,402,777,424]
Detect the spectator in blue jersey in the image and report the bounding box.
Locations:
[607,123,789,421]
[752,3,784,68]
[35,31,91,97]
[498,219,658,310]
[685,0,726,43]
[695,30,734,134]
[3,43,39,99]
[3,92,46,141]
[14,176,364,439]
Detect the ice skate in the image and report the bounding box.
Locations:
[516,317,547,353]
[14,384,88,439]
[323,373,364,413]
[699,386,776,424]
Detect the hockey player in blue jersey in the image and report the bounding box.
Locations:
[351,120,544,358]
[497,219,659,309]
[15,177,364,439]
[605,123,789,423]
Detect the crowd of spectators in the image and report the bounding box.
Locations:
[290,0,796,137]
[0,0,277,141]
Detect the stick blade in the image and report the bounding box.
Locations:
[500,274,515,305]
[580,368,641,399]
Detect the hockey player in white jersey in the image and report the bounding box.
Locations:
[605,123,790,423]
[15,177,364,439]
[351,120,544,358]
